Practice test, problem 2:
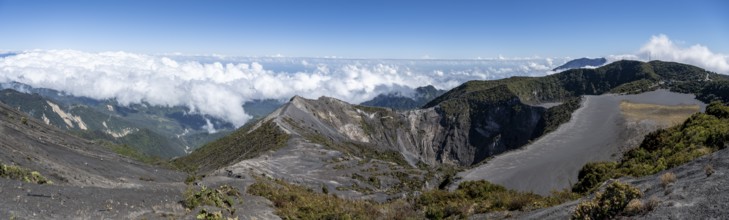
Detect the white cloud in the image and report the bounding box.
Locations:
[0,50,564,127]
[639,34,729,73]
[606,54,642,63]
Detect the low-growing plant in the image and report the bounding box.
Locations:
[183,185,242,215]
[645,196,660,211]
[419,180,580,219]
[248,176,384,219]
[196,209,222,220]
[704,164,715,177]
[571,181,643,220]
[0,163,52,184]
[623,199,644,215]
[659,172,676,188]
[572,162,617,194]
[250,174,579,219]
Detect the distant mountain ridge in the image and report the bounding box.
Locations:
[360,85,446,110]
[0,82,289,158]
[552,57,607,71]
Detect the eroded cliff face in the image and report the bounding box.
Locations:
[269,94,549,167]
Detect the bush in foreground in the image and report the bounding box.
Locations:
[249,176,580,220]
[0,163,52,184]
[183,185,242,216]
[571,181,642,220]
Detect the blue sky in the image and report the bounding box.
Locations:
[0,0,727,58]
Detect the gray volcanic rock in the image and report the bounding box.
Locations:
[0,101,278,219]
[273,94,548,167]
[207,94,553,201]
[0,100,184,218]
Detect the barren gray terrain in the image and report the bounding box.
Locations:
[217,96,433,202]
[455,90,705,195]
[511,146,729,220]
[0,102,278,219]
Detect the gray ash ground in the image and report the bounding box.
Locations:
[0,102,277,219]
[454,90,704,195]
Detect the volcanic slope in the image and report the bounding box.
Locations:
[177,60,729,202]
[0,100,190,219]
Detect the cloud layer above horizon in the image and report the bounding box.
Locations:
[0,35,727,127]
[0,50,559,126]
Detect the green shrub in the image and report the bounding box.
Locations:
[183,185,242,215]
[196,209,226,220]
[572,162,617,194]
[706,101,729,119]
[250,177,579,219]
[571,181,642,220]
[248,176,384,219]
[419,180,579,219]
[0,164,52,184]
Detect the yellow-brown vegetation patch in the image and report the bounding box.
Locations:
[619,101,700,126]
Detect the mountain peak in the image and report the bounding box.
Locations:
[553,57,607,71]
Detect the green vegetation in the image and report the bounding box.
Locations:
[182,185,242,216]
[696,81,729,103]
[76,128,183,159]
[195,209,225,220]
[250,176,579,219]
[0,163,52,184]
[418,180,579,219]
[96,140,171,167]
[173,120,290,172]
[249,177,387,219]
[536,97,582,135]
[571,181,643,220]
[573,101,729,194]
[572,162,618,194]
